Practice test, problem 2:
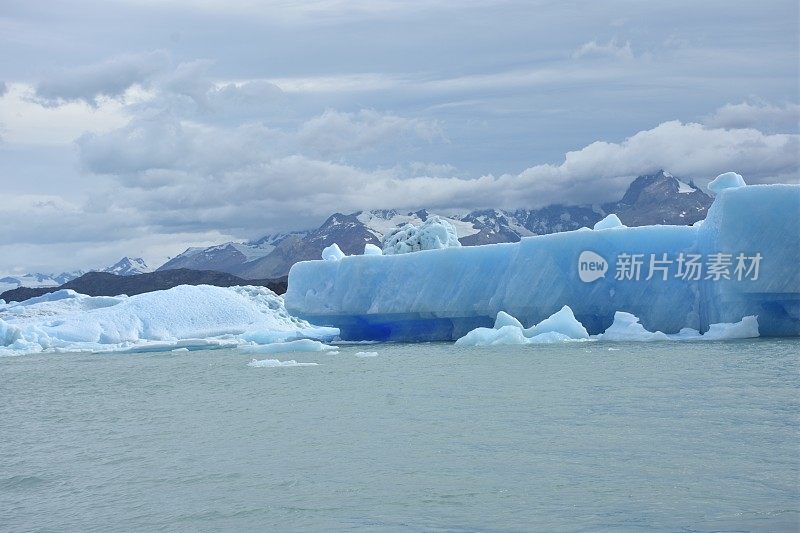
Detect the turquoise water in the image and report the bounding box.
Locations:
[1,340,798,531]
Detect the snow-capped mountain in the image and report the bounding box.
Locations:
[0,271,86,293]
[102,257,152,276]
[157,171,712,279]
[52,270,86,285]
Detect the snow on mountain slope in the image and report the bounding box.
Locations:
[102,257,152,276]
[157,232,306,274]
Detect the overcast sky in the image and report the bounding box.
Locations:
[1,0,798,273]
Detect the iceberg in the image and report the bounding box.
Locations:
[286,178,800,340]
[0,285,338,356]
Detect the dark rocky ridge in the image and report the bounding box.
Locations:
[0,269,287,303]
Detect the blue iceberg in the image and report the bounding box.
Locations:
[285,180,800,341]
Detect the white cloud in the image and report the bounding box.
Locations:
[572,39,633,60]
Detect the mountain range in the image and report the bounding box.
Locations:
[0,257,152,293]
[157,171,712,279]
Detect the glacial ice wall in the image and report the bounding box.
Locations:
[285,183,800,340]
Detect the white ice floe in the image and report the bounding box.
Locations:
[247,359,319,368]
[355,351,379,357]
[239,339,338,354]
[456,306,759,346]
[597,312,669,341]
[381,215,461,255]
[598,311,759,341]
[0,285,338,357]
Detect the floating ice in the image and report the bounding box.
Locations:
[708,172,746,195]
[381,215,461,255]
[355,351,379,357]
[0,285,338,356]
[599,311,759,341]
[593,214,625,230]
[239,339,338,354]
[322,243,346,261]
[287,178,799,340]
[363,243,383,256]
[247,359,319,368]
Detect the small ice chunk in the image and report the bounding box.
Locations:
[363,243,383,256]
[599,311,669,341]
[524,305,590,339]
[322,243,345,261]
[708,172,746,194]
[593,214,625,230]
[240,339,338,354]
[355,351,378,357]
[702,315,759,340]
[247,358,318,367]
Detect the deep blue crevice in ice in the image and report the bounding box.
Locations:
[286,184,800,341]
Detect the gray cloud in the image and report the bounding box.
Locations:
[34,50,171,107]
[73,112,798,243]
